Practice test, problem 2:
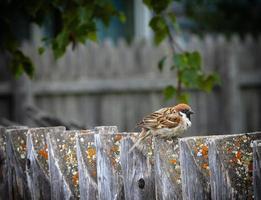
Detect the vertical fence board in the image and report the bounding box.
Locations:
[76,130,98,200]
[6,128,30,200]
[47,130,80,199]
[209,132,261,200]
[0,128,8,200]
[26,126,65,200]
[179,136,214,200]
[253,140,261,200]
[120,133,155,200]
[94,126,125,200]
[154,137,182,200]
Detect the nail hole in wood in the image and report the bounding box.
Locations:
[26,158,31,169]
[138,178,145,189]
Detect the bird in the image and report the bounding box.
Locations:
[129,103,194,153]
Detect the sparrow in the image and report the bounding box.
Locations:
[129,103,194,153]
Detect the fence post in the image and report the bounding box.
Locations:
[47,129,80,199]
[120,133,155,200]
[76,130,98,200]
[0,128,8,200]
[6,128,30,200]
[179,136,215,200]
[208,132,261,199]
[26,126,65,200]
[94,126,125,200]
[154,137,182,200]
[253,140,261,200]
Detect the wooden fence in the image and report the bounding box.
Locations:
[0,33,261,135]
[0,125,261,200]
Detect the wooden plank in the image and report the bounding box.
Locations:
[239,71,261,87]
[120,133,155,200]
[154,137,182,200]
[76,130,98,200]
[11,75,33,124]
[94,126,125,200]
[47,130,80,199]
[6,128,31,200]
[179,136,216,200]
[33,78,177,95]
[26,126,65,200]
[0,127,8,200]
[208,132,261,199]
[253,140,261,200]
[0,82,11,95]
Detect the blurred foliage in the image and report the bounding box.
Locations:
[143,0,220,103]
[184,0,261,36]
[0,0,124,78]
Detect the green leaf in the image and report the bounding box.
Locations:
[177,93,189,103]
[158,56,167,72]
[38,47,45,55]
[149,16,169,45]
[173,53,188,70]
[197,73,220,92]
[163,85,176,100]
[187,51,201,70]
[118,12,126,23]
[87,32,97,41]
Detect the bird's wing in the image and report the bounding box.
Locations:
[137,107,181,129]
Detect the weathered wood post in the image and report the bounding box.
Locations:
[179,136,214,200]
[154,137,182,200]
[253,140,261,200]
[94,126,124,200]
[208,132,261,199]
[76,130,98,200]
[6,128,31,200]
[0,128,8,200]
[26,126,65,200]
[47,129,80,199]
[120,133,155,200]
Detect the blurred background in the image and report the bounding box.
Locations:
[0,0,260,136]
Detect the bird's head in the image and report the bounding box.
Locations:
[174,103,194,120]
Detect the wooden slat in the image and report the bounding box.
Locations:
[0,128,8,200]
[47,129,80,199]
[76,130,98,200]
[26,126,65,200]
[33,79,177,95]
[120,133,155,200]
[208,132,261,199]
[154,137,182,200]
[6,128,30,200]
[94,126,125,200]
[253,140,261,200]
[179,136,215,200]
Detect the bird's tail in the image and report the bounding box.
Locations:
[128,129,150,154]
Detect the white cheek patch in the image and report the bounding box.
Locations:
[180,112,192,128]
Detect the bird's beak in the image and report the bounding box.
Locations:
[190,110,195,114]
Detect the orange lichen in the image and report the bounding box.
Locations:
[202,163,208,169]
[110,145,119,153]
[86,147,96,157]
[227,147,233,153]
[72,173,79,185]
[111,158,117,167]
[38,149,48,160]
[202,146,208,156]
[114,134,122,142]
[21,143,27,151]
[236,151,242,160]
[169,159,177,165]
[91,170,97,178]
